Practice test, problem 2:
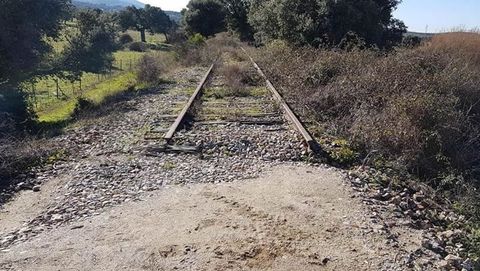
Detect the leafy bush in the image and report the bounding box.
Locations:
[119,33,134,45]
[0,86,37,135]
[188,33,207,46]
[72,97,95,119]
[248,0,406,48]
[128,41,148,52]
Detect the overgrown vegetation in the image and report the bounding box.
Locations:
[136,52,176,84]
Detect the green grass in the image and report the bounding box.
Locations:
[124,30,166,44]
[31,50,145,112]
[38,72,137,124]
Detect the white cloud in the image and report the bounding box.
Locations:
[138,0,189,11]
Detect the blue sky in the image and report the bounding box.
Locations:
[141,0,480,33]
[394,0,480,32]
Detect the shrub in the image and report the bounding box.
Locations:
[0,137,55,187]
[175,32,242,67]
[128,41,148,52]
[255,38,480,185]
[119,33,134,45]
[426,32,480,67]
[72,97,95,119]
[0,86,37,135]
[136,53,176,84]
[219,63,259,95]
[188,33,206,46]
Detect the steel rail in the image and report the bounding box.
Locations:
[241,48,323,154]
[164,63,215,143]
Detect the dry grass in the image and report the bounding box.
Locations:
[174,32,246,67]
[0,137,57,187]
[218,62,260,96]
[136,52,177,84]
[426,32,480,67]
[256,35,480,183]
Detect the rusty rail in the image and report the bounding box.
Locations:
[164,63,215,143]
[242,48,323,154]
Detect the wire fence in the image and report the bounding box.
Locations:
[28,57,140,110]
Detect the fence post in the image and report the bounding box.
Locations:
[31,82,37,109]
[55,79,59,99]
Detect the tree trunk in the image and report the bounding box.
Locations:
[164,32,169,44]
[140,29,146,42]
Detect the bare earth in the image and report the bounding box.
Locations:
[0,165,422,271]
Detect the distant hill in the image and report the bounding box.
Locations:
[73,1,182,22]
[73,0,144,11]
[165,11,182,23]
[74,0,144,8]
[405,32,436,39]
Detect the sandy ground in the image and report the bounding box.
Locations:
[0,164,413,271]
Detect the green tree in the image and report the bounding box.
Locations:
[0,0,70,132]
[248,0,406,48]
[118,5,172,43]
[183,0,226,37]
[221,0,254,41]
[58,9,118,81]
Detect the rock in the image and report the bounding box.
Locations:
[422,239,446,255]
[413,193,424,202]
[444,254,462,268]
[437,260,450,269]
[32,185,41,192]
[51,214,63,221]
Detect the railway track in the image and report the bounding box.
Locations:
[146,49,322,161]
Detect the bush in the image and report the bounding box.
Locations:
[188,33,206,46]
[119,33,134,45]
[175,32,242,67]
[72,97,95,119]
[128,41,148,52]
[0,137,55,187]
[219,63,259,95]
[136,53,176,84]
[256,37,480,185]
[0,86,37,135]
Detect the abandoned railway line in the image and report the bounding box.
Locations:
[145,50,319,160]
[0,49,461,271]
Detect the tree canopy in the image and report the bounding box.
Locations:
[0,0,71,82]
[58,9,118,81]
[221,0,254,41]
[183,0,226,37]
[118,5,172,42]
[248,0,406,48]
[0,0,71,131]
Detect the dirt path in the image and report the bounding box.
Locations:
[1,165,416,271]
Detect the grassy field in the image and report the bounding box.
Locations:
[30,28,167,118]
[37,72,137,124]
[31,50,145,112]
[124,30,166,44]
